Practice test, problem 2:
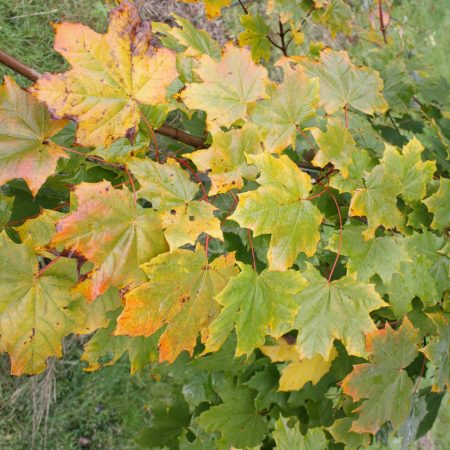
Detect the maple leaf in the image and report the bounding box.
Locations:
[328,417,371,450]
[312,0,353,38]
[261,339,337,391]
[152,14,221,59]
[52,181,168,301]
[198,383,267,448]
[342,319,419,434]
[238,15,271,63]
[382,138,436,203]
[230,153,323,270]
[0,77,67,196]
[185,124,262,195]
[423,178,449,230]
[311,121,356,178]
[181,43,269,130]
[180,0,231,19]
[300,49,387,115]
[328,223,409,283]
[422,313,449,392]
[0,233,84,375]
[385,231,447,316]
[387,256,440,316]
[31,1,177,147]
[129,158,223,249]
[82,306,159,374]
[204,264,306,356]
[350,164,403,239]
[115,246,237,363]
[329,148,373,194]
[294,264,386,359]
[16,209,64,250]
[267,0,309,26]
[273,417,328,450]
[249,61,319,153]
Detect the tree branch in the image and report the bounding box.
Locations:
[0,49,207,149]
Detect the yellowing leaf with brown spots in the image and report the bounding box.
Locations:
[129,158,223,250]
[0,233,84,375]
[115,246,237,362]
[185,124,262,195]
[230,153,323,270]
[52,181,168,301]
[261,339,337,391]
[31,2,177,147]
[0,77,67,195]
[300,49,387,115]
[181,44,269,130]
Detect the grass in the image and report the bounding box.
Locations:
[0,0,111,85]
[0,339,154,450]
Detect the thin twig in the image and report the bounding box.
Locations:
[140,111,160,162]
[238,0,248,14]
[378,0,388,44]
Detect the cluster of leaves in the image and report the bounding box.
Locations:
[0,0,448,448]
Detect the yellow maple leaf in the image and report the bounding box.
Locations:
[261,339,337,391]
[31,1,177,147]
[181,43,269,130]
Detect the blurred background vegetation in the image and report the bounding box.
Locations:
[0,0,448,449]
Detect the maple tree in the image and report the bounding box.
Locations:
[0,0,448,448]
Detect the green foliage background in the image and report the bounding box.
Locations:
[0,0,449,449]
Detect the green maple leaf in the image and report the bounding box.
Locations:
[423,178,450,230]
[249,61,319,153]
[273,417,328,450]
[350,164,403,239]
[329,148,374,194]
[230,153,323,270]
[294,264,386,359]
[342,319,419,434]
[387,256,440,316]
[312,121,357,178]
[328,417,371,450]
[382,138,436,203]
[181,43,269,130]
[0,233,85,375]
[185,123,262,195]
[267,0,309,26]
[204,263,306,356]
[386,231,447,316]
[328,223,409,283]
[52,181,168,301]
[422,313,449,392]
[115,246,237,363]
[238,14,271,63]
[152,13,221,59]
[82,306,160,374]
[198,383,267,448]
[300,49,387,115]
[312,0,353,38]
[129,157,223,250]
[406,230,449,296]
[0,76,68,196]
